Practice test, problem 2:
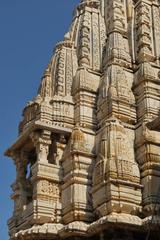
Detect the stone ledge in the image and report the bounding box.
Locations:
[10,213,143,239]
[12,224,63,240]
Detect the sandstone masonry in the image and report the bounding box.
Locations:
[5,0,160,239]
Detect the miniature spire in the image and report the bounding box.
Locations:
[38,63,53,102]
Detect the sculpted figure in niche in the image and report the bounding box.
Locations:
[37,144,49,162]
[48,134,67,165]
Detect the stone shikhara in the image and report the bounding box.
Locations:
[5,0,160,239]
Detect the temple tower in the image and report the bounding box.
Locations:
[5,0,160,239]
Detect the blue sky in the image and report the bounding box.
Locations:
[0,0,79,238]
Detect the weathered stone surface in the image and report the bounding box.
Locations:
[5,0,160,239]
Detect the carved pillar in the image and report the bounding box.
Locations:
[31,130,51,163]
[8,149,35,236]
[30,130,62,224]
[11,151,29,215]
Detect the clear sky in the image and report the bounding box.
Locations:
[0,0,79,238]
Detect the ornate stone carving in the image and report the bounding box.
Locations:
[6,1,160,239]
[38,180,60,198]
[30,130,51,163]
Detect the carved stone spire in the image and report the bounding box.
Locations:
[5,1,160,240]
[38,64,53,101]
